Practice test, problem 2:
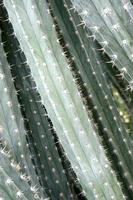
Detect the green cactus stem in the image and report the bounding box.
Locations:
[70,0,133,88]
[0,6,75,199]
[47,0,133,198]
[0,35,48,199]
[0,144,51,200]
[3,0,126,199]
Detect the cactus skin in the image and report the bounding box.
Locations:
[71,0,133,86]
[48,0,133,198]
[0,37,48,199]
[0,150,45,200]
[0,6,74,199]
[3,0,126,199]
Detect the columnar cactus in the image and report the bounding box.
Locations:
[2,0,127,199]
[0,0,132,199]
[47,0,133,197]
[0,8,73,199]
[0,38,48,199]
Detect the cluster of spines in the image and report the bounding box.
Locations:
[71,0,133,90]
[0,143,52,200]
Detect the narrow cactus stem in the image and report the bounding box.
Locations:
[47,0,133,198]
[0,37,48,199]
[0,7,74,198]
[3,0,125,199]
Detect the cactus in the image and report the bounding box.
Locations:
[0,0,132,199]
[0,149,48,200]
[70,0,133,86]
[0,8,74,200]
[2,0,127,199]
[47,0,133,197]
[0,37,48,199]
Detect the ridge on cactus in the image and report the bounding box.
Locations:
[0,0,133,200]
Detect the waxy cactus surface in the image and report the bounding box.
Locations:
[0,0,133,199]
